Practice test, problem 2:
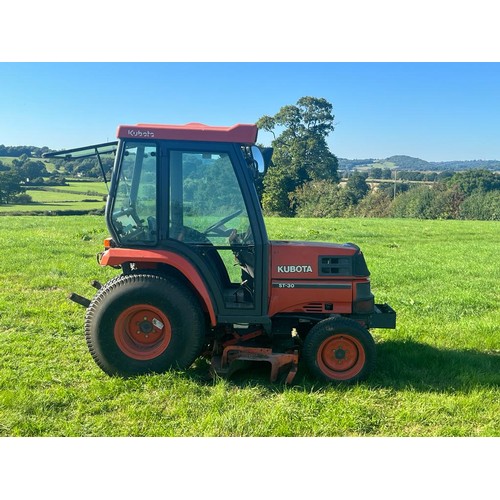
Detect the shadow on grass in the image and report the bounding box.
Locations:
[369,340,500,392]
[186,340,500,394]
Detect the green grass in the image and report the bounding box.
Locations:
[0,216,498,436]
[0,180,106,213]
[0,156,16,166]
[41,181,109,195]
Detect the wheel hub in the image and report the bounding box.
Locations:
[334,347,347,360]
[138,319,154,335]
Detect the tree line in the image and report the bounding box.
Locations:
[0,145,50,157]
[0,152,114,204]
[0,155,55,204]
[1,96,499,220]
[285,169,500,220]
[257,97,499,221]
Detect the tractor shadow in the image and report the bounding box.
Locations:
[188,340,500,394]
[366,339,500,393]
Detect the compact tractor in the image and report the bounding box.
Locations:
[45,123,396,384]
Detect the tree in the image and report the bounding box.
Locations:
[290,180,350,218]
[18,159,48,180]
[459,190,500,220]
[345,172,370,204]
[8,155,48,181]
[257,96,339,216]
[354,189,393,218]
[370,167,383,179]
[447,169,500,196]
[381,168,392,180]
[261,164,298,216]
[0,171,23,204]
[389,184,465,220]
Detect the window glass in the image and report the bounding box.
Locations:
[169,150,255,293]
[169,151,253,247]
[111,142,157,245]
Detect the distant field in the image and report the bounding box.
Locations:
[354,161,397,171]
[0,156,16,166]
[0,156,58,173]
[0,216,498,437]
[43,181,109,195]
[0,180,106,213]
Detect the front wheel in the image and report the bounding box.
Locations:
[85,273,205,376]
[302,318,376,383]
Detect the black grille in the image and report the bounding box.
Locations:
[303,303,324,312]
[318,256,352,276]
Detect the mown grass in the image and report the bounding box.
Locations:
[0,216,498,437]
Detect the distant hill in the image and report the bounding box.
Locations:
[429,159,500,170]
[1,144,499,172]
[385,155,431,170]
[0,145,50,157]
[339,155,500,171]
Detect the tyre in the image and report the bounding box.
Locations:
[85,272,205,376]
[302,317,376,383]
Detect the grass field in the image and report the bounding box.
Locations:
[39,181,109,195]
[0,180,106,213]
[0,216,498,438]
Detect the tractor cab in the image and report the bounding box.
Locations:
[106,123,270,320]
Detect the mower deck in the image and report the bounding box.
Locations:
[210,345,299,384]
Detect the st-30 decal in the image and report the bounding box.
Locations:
[272,282,352,289]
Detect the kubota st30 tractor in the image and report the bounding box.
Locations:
[45,122,396,384]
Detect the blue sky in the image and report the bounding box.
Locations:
[1,62,498,162]
[1,1,499,162]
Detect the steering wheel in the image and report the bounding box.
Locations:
[113,206,142,226]
[112,206,149,240]
[203,210,242,236]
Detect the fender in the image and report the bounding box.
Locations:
[99,247,217,326]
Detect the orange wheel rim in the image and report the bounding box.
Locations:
[114,304,171,360]
[316,334,366,381]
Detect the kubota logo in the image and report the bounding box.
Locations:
[128,129,155,138]
[277,265,313,273]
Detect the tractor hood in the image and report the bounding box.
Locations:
[270,240,370,279]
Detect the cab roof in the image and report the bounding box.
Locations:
[43,123,259,160]
[116,122,258,144]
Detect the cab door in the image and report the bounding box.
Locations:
[163,141,269,321]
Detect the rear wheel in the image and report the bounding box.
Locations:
[302,317,376,383]
[85,273,205,376]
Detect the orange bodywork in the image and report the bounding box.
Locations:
[268,241,364,316]
[99,248,217,326]
[116,122,258,144]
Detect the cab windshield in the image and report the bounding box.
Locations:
[109,142,158,245]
